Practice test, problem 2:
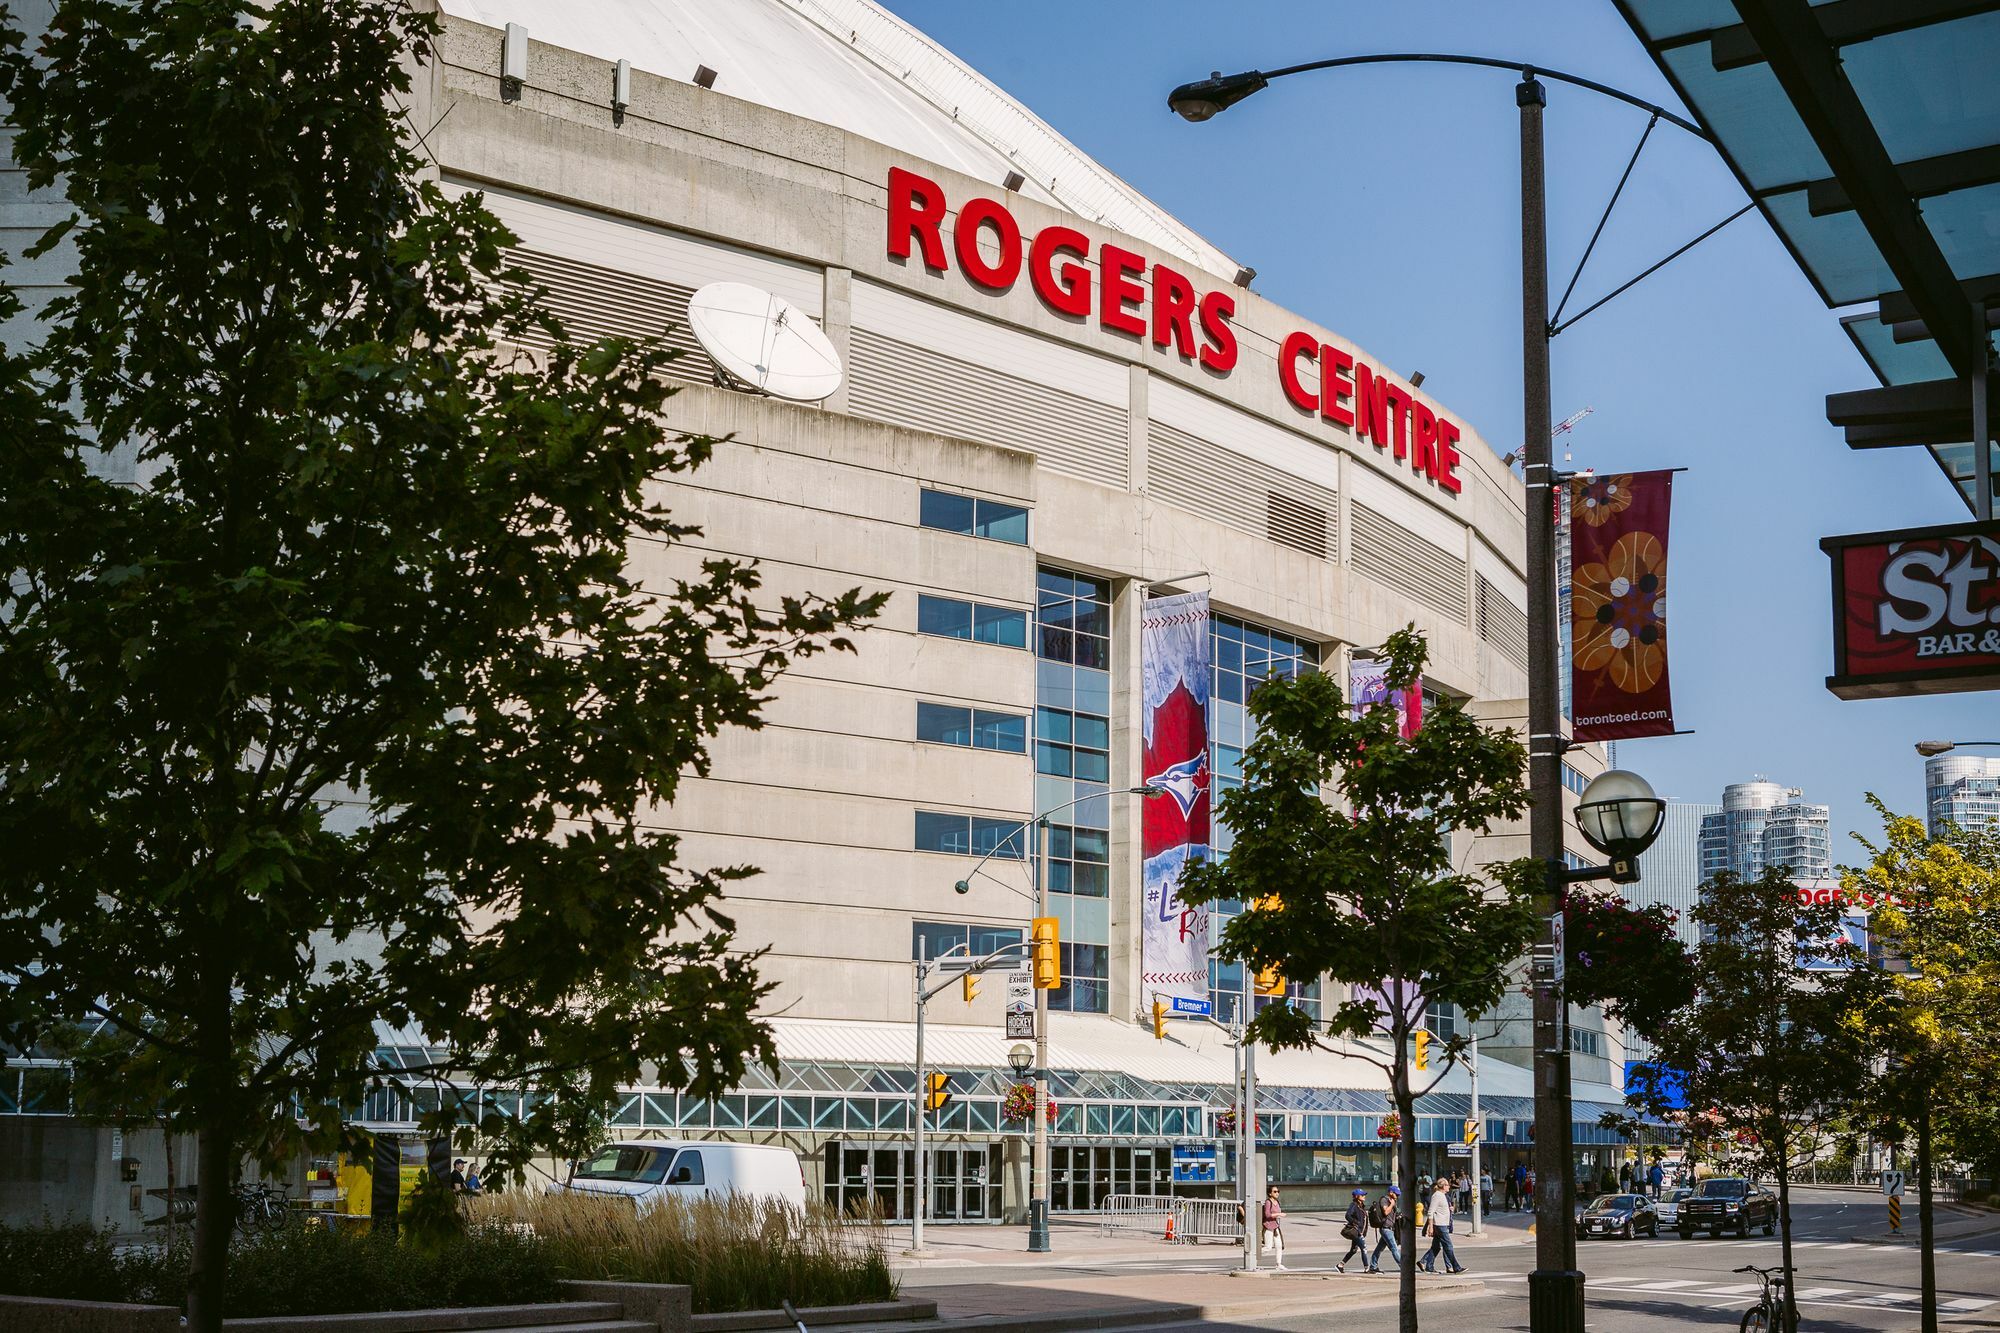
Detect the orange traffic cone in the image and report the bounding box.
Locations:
[1164,1215,1177,1242]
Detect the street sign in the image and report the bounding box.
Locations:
[1883,1170,1906,1198]
[1550,912,1566,986]
[1005,970,1034,1039]
[1169,996,1212,1016]
[1447,1142,1471,1158]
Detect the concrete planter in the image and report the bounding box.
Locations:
[0,1294,178,1333]
[689,1295,936,1332]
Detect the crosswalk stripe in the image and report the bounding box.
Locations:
[1861,1293,1918,1303]
[1793,1287,1851,1298]
[1628,1280,1703,1290]
[1703,1284,1762,1295]
[1944,1298,1994,1311]
[1816,1242,1864,1250]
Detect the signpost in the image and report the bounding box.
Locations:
[1884,1169,1906,1234]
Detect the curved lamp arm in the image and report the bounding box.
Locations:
[952,784,1162,895]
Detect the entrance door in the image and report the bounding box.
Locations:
[872,1148,903,1219]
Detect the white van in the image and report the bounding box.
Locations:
[558,1140,808,1212]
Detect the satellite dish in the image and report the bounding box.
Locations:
[686,282,843,402]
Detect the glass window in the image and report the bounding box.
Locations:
[667,1149,706,1186]
[969,924,1026,956]
[917,702,973,746]
[578,1145,673,1184]
[918,595,972,639]
[971,817,1027,858]
[973,604,1028,649]
[913,920,968,961]
[1052,942,1109,1013]
[973,710,1026,753]
[919,489,976,535]
[915,811,972,855]
[976,498,1029,544]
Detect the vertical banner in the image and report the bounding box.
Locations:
[1141,592,1211,1015]
[1569,471,1676,741]
[1349,659,1424,736]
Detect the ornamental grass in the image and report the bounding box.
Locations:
[469,1189,897,1314]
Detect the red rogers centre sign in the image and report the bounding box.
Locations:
[1822,520,2000,699]
[884,167,1462,494]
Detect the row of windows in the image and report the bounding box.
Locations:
[917,701,1026,754]
[1569,1027,1603,1057]
[913,920,1025,964]
[917,594,1028,649]
[915,811,1025,859]
[1562,764,1589,797]
[920,488,1029,545]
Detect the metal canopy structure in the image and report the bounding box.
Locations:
[1613,0,2000,515]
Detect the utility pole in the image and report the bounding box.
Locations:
[1520,68,1584,1333]
[912,936,930,1255]
[1240,1027,1259,1272]
[1470,1030,1484,1237]
[1029,816,1051,1253]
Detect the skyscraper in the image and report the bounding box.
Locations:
[1698,780,1831,881]
[1634,801,1721,948]
[1926,753,2000,838]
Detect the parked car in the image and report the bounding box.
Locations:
[557,1140,808,1212]
[1677,1176,1778,1238]
[1655,1186,1694,1228]
[1579,1192,1659,1240]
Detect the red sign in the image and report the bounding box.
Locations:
[1569,471,1676,741]
[884,167,1461,493]
[1823,521,2000,699]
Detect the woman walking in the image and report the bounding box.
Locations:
[1260,1184,1287,1271]
[1335,1188,1369,1273]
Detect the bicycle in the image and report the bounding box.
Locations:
[1734,1261,1797,1333]
[231,1181,294,1236]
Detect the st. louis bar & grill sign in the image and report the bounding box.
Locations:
[1822,521,2000,698]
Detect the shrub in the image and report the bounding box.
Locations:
[0,1218,129,1300]
[471,1190,897,1314]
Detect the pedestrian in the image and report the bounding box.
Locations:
[1507,1161,1524,1211]
[1619,1161,1633,1193]
[1647,1159,1664,1200]
[1335,1187,1369,1273]
[1368,1186,1402,1274]
[1479,1168,1493,1215]
[1261,1184,1287,1271]
[1418,1177,1466,1274]
[1525,1167,1536,1208]
[462,1161,483,1195]
[449,1158,468,1192]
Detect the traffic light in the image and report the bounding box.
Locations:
[1031,916,1060,989]
[924,1072,951,1113]
[1254,964,1284,995]
[1151,999,1167,1040]
[961,972,980,1003]
[1464,1117,1479,1145]
[1414,1028,1431,1071]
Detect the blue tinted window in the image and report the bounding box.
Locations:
[918,595,972,639]
[975,499,1029,544]
[972,710,1026,753]
[973,604,1028,649]
[915,810,971,854]
[917,702,972,746]
[919,489,976,535]
[970,817,1027,859]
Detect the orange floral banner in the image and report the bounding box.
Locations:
[1569,471,1675,741]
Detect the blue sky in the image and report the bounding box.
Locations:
[880,0,1997,856]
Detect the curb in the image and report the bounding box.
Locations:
[884,1278,1488,1333]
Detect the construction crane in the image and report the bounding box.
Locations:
[1503,405,1595,468]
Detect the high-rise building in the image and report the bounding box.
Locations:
[1633,801,1720,949]
[1699,780,1830,882]
[1926,754,2000,838]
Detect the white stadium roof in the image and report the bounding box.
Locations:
[437,0,1243,280]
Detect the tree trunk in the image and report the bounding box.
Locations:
[186,1119,236,1333]
[1776,1127,1796,1332]
[162,1115,178,1252]
[1395,1071,1419,1333]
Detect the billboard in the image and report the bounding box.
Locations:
[1569,471,1678,740]
[1822,521,2000,699]
[1349,657,1424,737]
[1141,592,1211,1013]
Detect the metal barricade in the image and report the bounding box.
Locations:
[1097,1193,1177,1235]
[1173,1196,1247,1244]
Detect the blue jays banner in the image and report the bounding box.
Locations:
[1141,592,1211,1013]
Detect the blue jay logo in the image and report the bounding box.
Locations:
[1147,751,1210,820]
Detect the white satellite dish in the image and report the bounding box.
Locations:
[686,282,843,402]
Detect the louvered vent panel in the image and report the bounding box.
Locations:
[848,329,1127,489]
[1477,575,1530,670]
[1352,503,1470,621]
[503,248,713,384]
[1147,420,1338,561]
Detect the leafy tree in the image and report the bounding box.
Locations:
[1178,627,1541,1333]
[0,2,881,1327]
[1841,798,2000,1322]
[1624,867,1876,1332]
[1559,887,1694,1045]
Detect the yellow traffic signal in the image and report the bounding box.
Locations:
[1151,999,1167,1040]
[1031,916,1060,989]
[1414,1028,1431,1071]
[1254,964,1284,995]
[1464,1117,1479,1145]
[924,1072,951,1113]
[961,972,980,1003]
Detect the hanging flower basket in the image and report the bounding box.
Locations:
[1377,1112,1403,1141]
[1001,1082,1056,1124]
[1214,1107,1240,1137]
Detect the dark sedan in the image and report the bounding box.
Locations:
[1677,1177,1778,1238]
[1579,1193,1659,1239]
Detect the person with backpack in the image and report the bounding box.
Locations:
[1334,1187,1369,1273]
[1366,1187,1400,1274]
[1260,1184,1287,1271]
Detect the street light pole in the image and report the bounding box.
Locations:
[1469,1028,1484,1237]
[1029,814,1051,1253]
[1518,70,1585,1333]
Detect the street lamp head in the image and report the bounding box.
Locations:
[1166,70,1268,122]
[1574,768,1666,862]
[1915,740,1957,757]
[953,879,970,895]
[1134,784,1166,798]
[1008,1043,1034,1074]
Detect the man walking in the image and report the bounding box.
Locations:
[1424,1176,1472,1272]
[1367,1186,1401,1274]
[1335,1187,1369,1273]
[1509,1160,1526,1211]
[1479,1167,1493,1215]
[1647,1158,1665,1200]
